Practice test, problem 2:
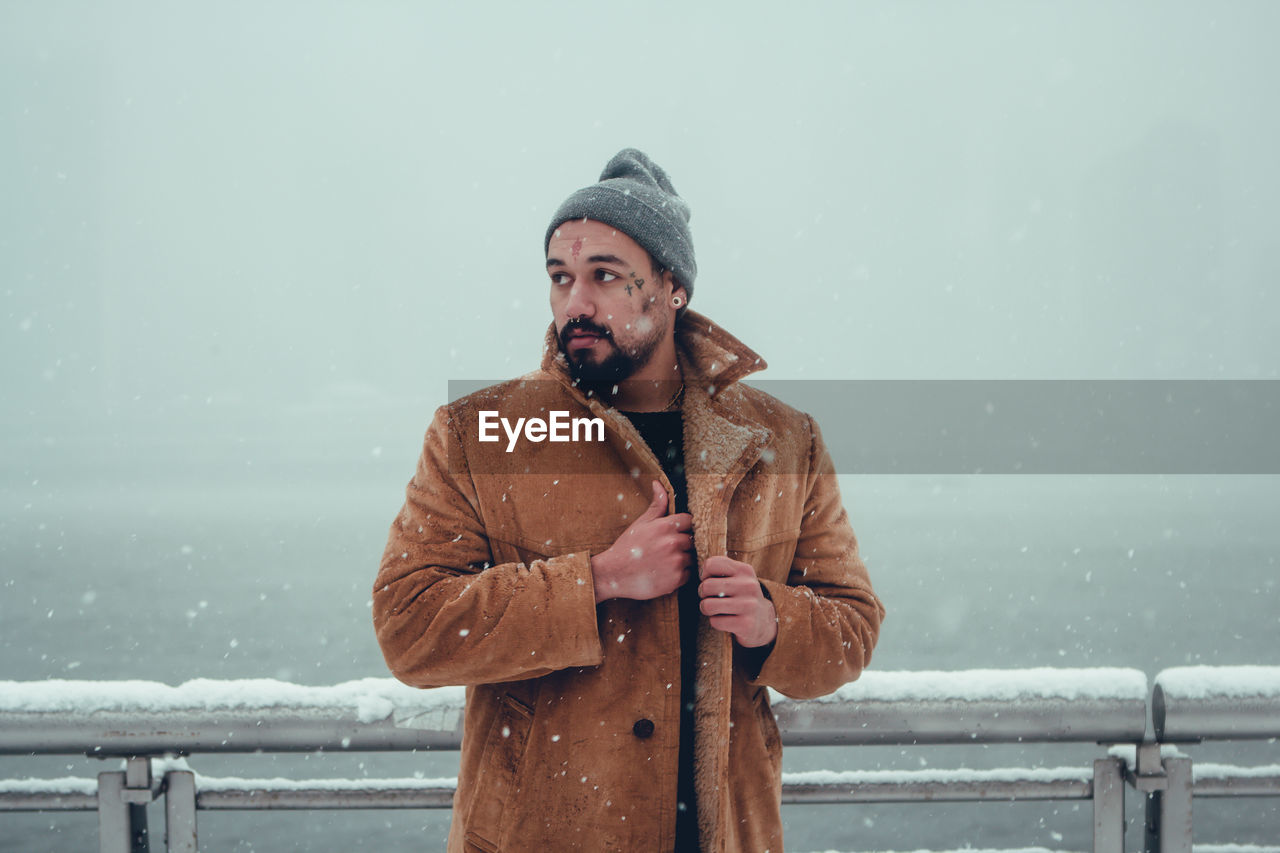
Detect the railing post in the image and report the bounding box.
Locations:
[124,756,153,853]
[1142,753,1192,853]
[98,771,131,853]
[1093,756,1125,853]
[97,758,153,853]
[163,771,198,853]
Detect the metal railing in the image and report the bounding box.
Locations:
[2,666,1277,853]
[1143,666,1280,853]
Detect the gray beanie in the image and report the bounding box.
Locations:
[545,148,697,299]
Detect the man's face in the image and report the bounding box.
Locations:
[546,219,678,385]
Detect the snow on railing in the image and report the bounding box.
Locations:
[780,765,1095,804]
[0,775,98,811]
[1153,665,1280,741]
[0,676,458,716]
[803,667,1150,703]
[0,668,1149,755]
[1191,763,1280,798]
[0,677,466,755]
[772,667,1148,745]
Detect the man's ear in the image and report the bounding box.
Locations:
[668,273,688,306]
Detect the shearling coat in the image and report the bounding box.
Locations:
[374,311,885,852]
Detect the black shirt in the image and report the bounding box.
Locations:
[620,410,701,852]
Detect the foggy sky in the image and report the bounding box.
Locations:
[3,1,1278,472]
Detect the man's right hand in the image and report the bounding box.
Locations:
[590,481,694,604]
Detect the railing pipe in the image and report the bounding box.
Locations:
[0,669,1149,756]
[779,766,1093,803]
[1192,763,1280,798]
[193,775,457,810]
[774,667,1149,745]
[1153,665,1280,742]
[0,777,96,810]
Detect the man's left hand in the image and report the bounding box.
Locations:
[698,555,778,648]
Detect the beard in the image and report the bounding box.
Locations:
[558,315,666,388]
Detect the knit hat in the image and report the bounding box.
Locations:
[545,148,697,300]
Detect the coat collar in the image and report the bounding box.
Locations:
[538,308,773,546]
[538,308,768,402]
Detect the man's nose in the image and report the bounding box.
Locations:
[562,281,595,319]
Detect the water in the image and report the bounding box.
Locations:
[3,472,1278,850]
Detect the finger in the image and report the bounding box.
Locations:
[698,579,726,599]
[668,513,694,532]
[639,481,668,520]
[702,555,747,578]
[699,597,728,616]
[708,614,746,635]
[700,596,750,617]
[707,576,757,598]
[673,533,694,553]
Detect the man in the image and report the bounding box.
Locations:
[374,149,885,852]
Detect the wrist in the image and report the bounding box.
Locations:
[589,549,620,604]
[748,599,778,647]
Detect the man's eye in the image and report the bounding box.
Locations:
[597,270,619,282]
[550,273,570,285]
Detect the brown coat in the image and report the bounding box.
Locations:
[374,311,884,852]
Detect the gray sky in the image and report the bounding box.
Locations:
[3,1,1278,464]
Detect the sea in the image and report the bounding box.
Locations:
[2,460,1277,851]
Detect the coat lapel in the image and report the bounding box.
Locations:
[674,322,771,852]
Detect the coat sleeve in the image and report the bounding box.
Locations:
[372,405,604,689]
[749,415,885,699]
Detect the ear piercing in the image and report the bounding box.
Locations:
[671,296,684,308]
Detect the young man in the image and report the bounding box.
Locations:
[374,149,885,852]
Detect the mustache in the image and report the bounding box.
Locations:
[559,318,612,347]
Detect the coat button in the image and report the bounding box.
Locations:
[632,718,655,739]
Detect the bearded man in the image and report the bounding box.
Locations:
[373,149,885,852]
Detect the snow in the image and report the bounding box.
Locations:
[783,766,1091,786]
[191,773,458,793]
[355,695,395,724]
[801,849,1068,853]
[0,677,464,727]
[775,667,1147,705]
[1155,666,1280,700]
[0,776,98,795]
[1107,744,1189,772]
[1193,763,1280,782]
[0,759,458,801]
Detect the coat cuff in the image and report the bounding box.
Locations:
[747,577,823,693]
[546,550,605,668]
